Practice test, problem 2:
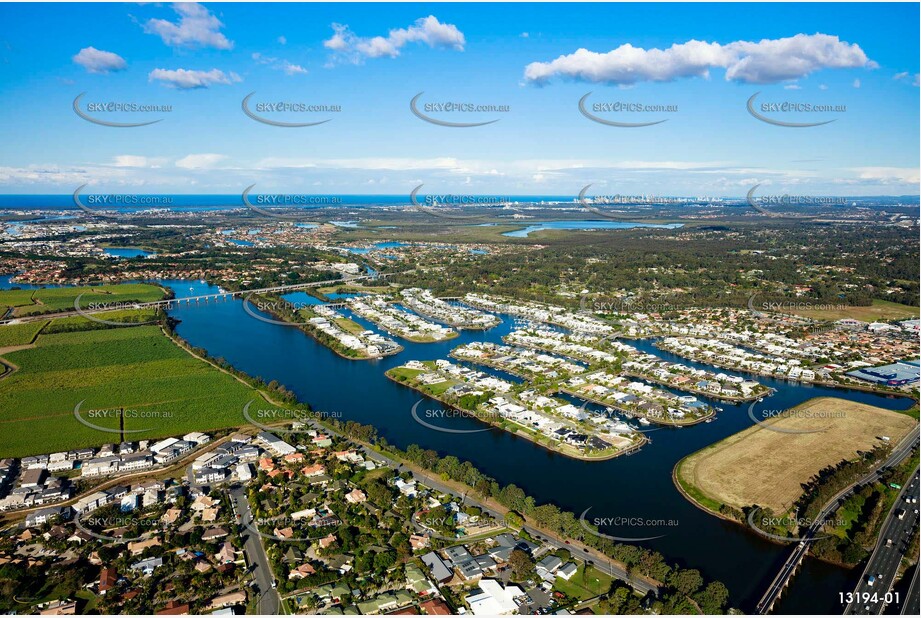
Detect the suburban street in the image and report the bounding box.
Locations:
[229,484,281,615]
[305,420,661,597]
[845,466,920,615]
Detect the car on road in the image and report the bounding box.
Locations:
[868,575,876,586]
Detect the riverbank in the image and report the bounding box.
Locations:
[385,369,646,462]
[250,292,402,360]
[673,396,916,520]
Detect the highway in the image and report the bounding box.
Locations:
[757,427,919,614]
[229,484,281,615]
[845,466,920,615]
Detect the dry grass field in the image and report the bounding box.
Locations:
[789,299,919,322]
[676,397,916,514]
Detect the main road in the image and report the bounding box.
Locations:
[844,466,920,615]
[757,426,919,614]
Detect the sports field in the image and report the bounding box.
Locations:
[0,324,268,458]
[675,397,916,514]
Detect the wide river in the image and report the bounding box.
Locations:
[160,280,914,614]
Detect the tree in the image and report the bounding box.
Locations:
[508,549,535,582]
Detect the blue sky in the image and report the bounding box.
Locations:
[0,2,918,196]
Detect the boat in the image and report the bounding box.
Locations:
[638,418,651,425]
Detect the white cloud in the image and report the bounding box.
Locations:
[111,155,162,168]
[853,78,860,88]
[72,47,127,74]
[252,53,307,75]
[148,68,241,89]
[783,83,801,90]
[323,15,464,63]
[818,84,828,90]
[850,167,920,185]
[277,35,287,45]
[520,32,529,39]
[894,71,920,87]
[175,154,228,170]
[143,2,233,50]
[524,34,875,85]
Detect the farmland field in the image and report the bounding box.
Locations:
[0,320,48,347]
[675,397,916,514]
[0,324,269,458]
[788,299,919,322]
[0,283,165,317]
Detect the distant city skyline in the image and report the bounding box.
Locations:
[0,2,918,196]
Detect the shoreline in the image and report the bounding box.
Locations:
[384,370,647,462]
[253,293,402,361]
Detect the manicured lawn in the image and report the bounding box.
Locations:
[552,564,614,600]
[0,324,268,457]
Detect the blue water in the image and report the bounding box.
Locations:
[503,220,684,237]
[227,239,254,247]
[346,242,408,255]
[104,248,155,259]
[160,279,914,614]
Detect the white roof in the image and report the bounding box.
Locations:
[467,579,523,615]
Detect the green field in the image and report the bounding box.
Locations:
[552,563,614,600]
[0,283,164,317]
[0,320,48,347]
[0,324,267,457]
